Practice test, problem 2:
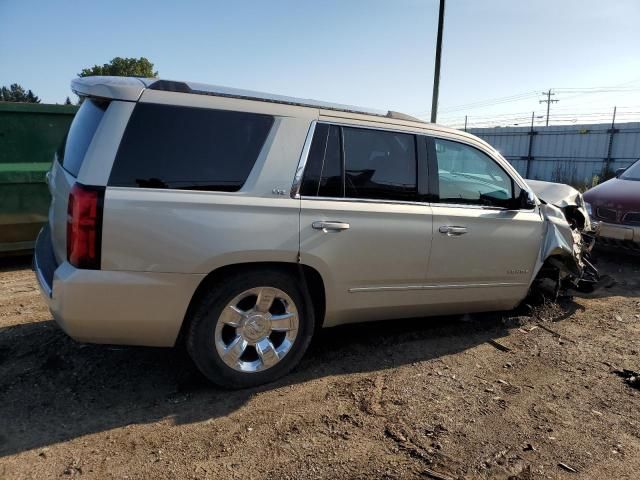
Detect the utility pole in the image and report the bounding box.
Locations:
[610,105,617,128]
[464,115,467,132]
[539,89,558,126]
[604,106,618,177]
[430,0,445,123]
[525,111,536,179]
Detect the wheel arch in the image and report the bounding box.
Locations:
[176,261,326,346]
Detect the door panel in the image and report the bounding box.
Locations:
[297,122,434,326]
[426,205,543,311]
[428,205,543,285]
[425,134,546,311]
[300,199,433,325]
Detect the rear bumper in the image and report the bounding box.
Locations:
[34,228,205,347]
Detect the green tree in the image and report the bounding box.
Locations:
[64,96,72,105]
[0,83,41,103]
[26,90,40,103]
[78,57,158,78]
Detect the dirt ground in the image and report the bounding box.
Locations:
[0,249,639,480]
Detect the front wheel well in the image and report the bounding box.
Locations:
[562,206,586,230]
[176,262,326,346]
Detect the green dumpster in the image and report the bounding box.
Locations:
[0,102,77,254]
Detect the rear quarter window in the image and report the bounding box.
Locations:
[109,104,274,191]
[58,99,109,177]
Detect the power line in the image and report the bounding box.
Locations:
[437,109,640,127]
[548,104,640,112]
[417,78,640,117]
[555,87,640,93]
[437,92,539,114]
[555,88,640,103]
[437,110,542,121]
[439,108,640,129]
[413,91,539,116]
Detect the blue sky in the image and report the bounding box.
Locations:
[2,0,639,127]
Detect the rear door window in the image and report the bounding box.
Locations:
[300,124,418,202]
[109,104,274,191]
[343,127,417,201]
[58,99,109,177]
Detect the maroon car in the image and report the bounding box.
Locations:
[583,160,640,248]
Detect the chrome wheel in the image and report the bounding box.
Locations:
[214,287,299,373]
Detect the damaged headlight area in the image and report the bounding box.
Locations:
[584,202,593,218]
[526,180,599,299]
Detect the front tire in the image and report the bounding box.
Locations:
[186,268,314,388]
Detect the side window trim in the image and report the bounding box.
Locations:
[428,135,518,208]
[315,125,331,196]
[339,125,346,198]
[416,135,428,200]
[423,135,439,202]
[290,120,318,198]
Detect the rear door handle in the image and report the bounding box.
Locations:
[312,221,350,232]
[439,225,467,236]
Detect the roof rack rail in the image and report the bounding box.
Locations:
[385,111,424,122]
[148,80,424,123]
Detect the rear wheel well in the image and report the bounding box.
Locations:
[176,262,326,346]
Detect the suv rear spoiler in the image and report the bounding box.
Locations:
[71,76,156,102]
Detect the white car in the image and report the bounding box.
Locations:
[34,76,595,388]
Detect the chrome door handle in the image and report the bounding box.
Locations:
[312,221,350,232]
[439,225,467,236]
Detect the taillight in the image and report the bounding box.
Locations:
[67,183,104,269]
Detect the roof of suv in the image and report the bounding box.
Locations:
[70,76,479,143]
[71,76,426,121]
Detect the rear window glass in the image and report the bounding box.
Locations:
[58,99,109,177]
[109,104,274,191]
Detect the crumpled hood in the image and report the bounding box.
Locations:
[526,179,592,232]
[526,179,583,208]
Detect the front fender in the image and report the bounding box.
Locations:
[532,203,583,282]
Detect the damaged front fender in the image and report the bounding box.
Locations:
[537,203,583,278]
[526,179,598,293]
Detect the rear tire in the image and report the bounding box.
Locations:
[186,268,314,389]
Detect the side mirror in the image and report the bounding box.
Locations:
[483,189,536,210]
[516,189,536,210]
[615,168,626,178]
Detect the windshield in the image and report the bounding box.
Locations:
[620,160,640,181]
